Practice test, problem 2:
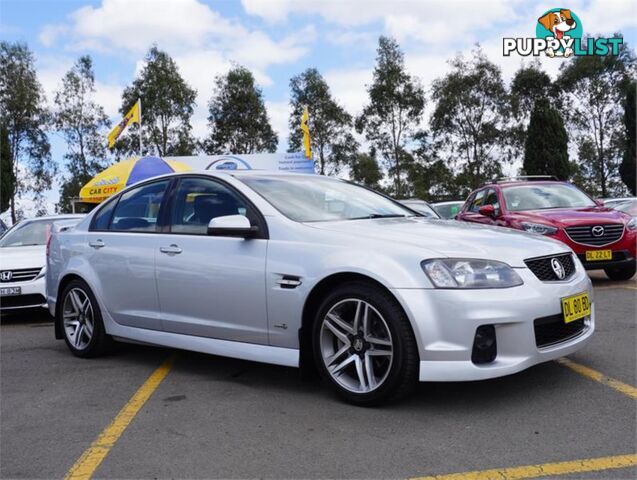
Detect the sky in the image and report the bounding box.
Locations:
[1,0,636,216]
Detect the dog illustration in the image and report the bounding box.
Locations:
[538,9,577,57]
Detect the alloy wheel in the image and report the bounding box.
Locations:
[62,288,95,350]
[319,298,394,393]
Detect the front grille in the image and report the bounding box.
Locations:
[564,223,624,246]
[534,314,586,348]
[0,294,46,309]
[525,253,575,281]
[0,268,42,283]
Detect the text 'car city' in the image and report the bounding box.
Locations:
[46,172,594,405]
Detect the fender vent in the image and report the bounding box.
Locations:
[277,275,302,289]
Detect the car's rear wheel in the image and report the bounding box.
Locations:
[604,262,636,281]
[60,279,112,357]
[312,281,418,406]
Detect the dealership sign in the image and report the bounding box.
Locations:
[165,152,316,173]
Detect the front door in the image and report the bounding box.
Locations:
[155,176,269,344]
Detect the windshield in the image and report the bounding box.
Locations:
[0,219,53,247]
[502,184,596,212]
[240,175,416,222]
[614,200,637,216]
[401,202,439,218]
[433,202,463,219]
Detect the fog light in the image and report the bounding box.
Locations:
[472,325,497,364]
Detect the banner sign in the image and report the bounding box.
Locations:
[164,152,315,173]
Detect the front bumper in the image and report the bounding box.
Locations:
[575,250,635,270]
[0,276,47,311]
[392,265,594,382]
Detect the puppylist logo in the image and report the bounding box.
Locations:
[504,8,623,58]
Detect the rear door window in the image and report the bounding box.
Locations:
[109,180,170,232]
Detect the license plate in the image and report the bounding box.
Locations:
[585,249,612,261]
[0,287,21,296]
[561,292,591,324]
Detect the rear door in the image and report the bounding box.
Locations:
[86,179,170,330]
[155,176,269,344]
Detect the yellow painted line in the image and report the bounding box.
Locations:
[411,453,637,480]
[557,357,637,399]
[65,354,177,480]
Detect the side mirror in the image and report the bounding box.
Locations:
[207,215,258,238]
[478,205,496,218]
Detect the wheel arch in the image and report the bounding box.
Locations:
[298,272,416,374]
[54,273,85,339]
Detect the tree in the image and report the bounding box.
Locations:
[409,132,458,201]
[0,41,53,222]
[619,80,636,195]
[119,46,197,157]
[523,98,571,180]
[510,62,553,160]
[430,47,510,194]
[356,36,425,197]
[53,56,111,212]
[288,68,356,174]
[558,35,635,197]
[205,65,277,155]
[1,124,15,213]
[349,150,383,190]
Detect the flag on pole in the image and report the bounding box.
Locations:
[108,99,141,149]
[301,105,312,159]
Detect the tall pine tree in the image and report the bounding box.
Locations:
[523,98,571,180]
[356,36,425,197]
[288,68,356,175]
[205,65,277,155]
[53,55,111,212]
[119,46,197,157]
[0,41,53,222]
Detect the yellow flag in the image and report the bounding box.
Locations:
[301,105,312,159]
[108,99,141,149]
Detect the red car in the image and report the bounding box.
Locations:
[456,177,637,281]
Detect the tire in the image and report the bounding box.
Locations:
[59,279,112,358]
[312,281,419,406]
[604,262,636,281]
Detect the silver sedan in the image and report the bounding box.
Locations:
[46,171,594,405]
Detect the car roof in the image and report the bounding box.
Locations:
[432,200,464,205]
[484,180,567,188]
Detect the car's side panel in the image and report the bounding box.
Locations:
[84,230,164,331]
[156,234,269,344]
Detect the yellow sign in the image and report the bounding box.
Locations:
[108,99,141,149]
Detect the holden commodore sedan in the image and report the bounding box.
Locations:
[47,172,594,405]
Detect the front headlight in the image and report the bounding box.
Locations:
[421,258,524,289]
[520,222,558,235]
[627,217,637,231]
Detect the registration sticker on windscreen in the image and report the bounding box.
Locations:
[561,292,591,324]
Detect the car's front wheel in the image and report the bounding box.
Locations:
[604,262,636,281]
[312,281,419,406]
[60,279,112,357]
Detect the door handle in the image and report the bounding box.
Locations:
[88,239,105,249]
[160,244,182,255]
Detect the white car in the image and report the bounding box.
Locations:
[0,215,83,312]
[47,172,593,405]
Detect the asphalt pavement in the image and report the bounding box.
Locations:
[1,273,635,479]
